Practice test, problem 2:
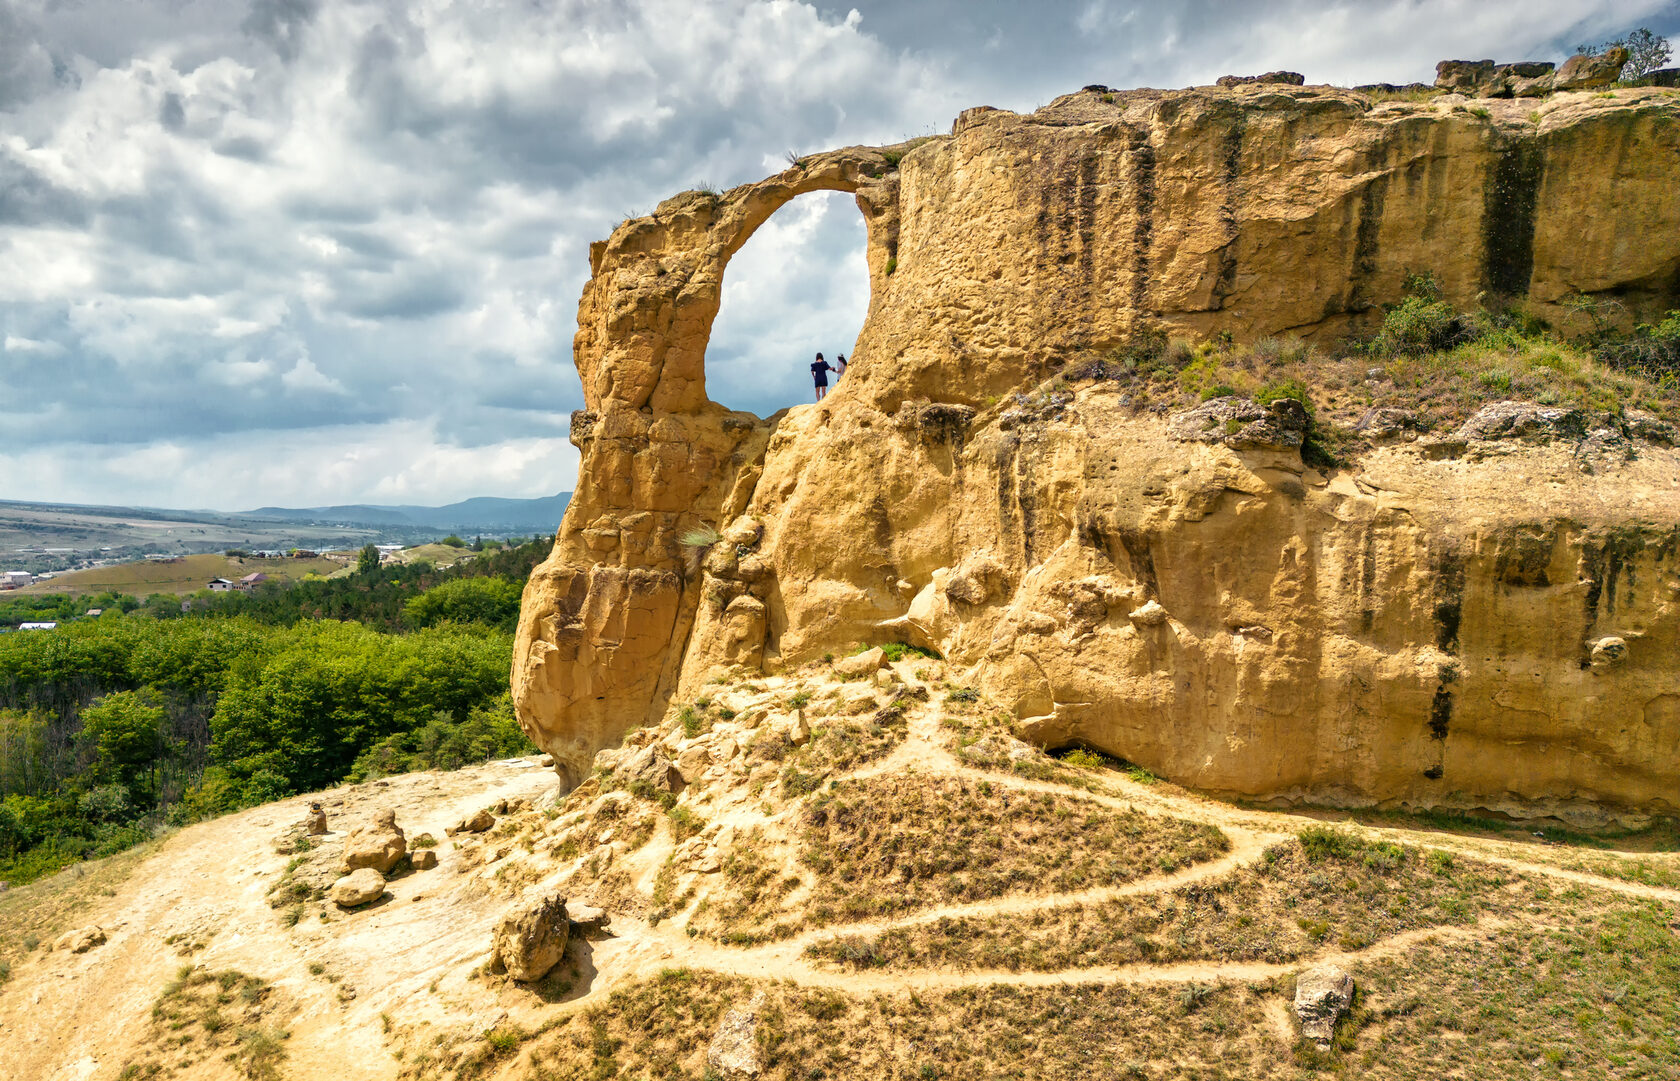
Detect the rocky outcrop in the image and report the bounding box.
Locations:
[52,926,106,954]
[1437,50,1629,97]
[514,76,1680,821]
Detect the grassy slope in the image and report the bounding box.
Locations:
[16,553,344,597]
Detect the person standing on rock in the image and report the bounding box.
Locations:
[835,354,848,379]
[810,352,835,401]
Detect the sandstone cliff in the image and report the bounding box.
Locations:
[513,80,1680,822]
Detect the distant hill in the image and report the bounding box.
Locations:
[242,492,571,534]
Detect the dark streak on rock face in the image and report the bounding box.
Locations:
[1116,526,1160,602]
[1129,130,1156,315]
[1428,686,1454,741]
[1432,549,1466,653]
[1212,118,1245,309]
[1348,173,1388,313]
[1481,142,1545,297]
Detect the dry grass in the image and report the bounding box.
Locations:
[490,895,1680,1079]
[748,701,911,800]
[118,966,288,1081]
[797,776,1226,922]
[688,777,1225,945]
[516,968,1290,1080]
[806,828,1551,972]
[1336,902,1680,1078]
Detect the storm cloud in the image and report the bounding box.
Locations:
[0,0,1672,508]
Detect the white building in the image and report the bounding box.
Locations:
[1,571,33,589]
[208,578,235,592]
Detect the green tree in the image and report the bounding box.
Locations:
[439,534,467,548]
[1576,27,1671,79]
[357,544,381,575]
[403,576,523,629]
[79,691,163,795]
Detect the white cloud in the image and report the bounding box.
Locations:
[0,420,578,510]
[280,355,342,392]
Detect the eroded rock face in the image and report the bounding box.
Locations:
[514,78,1680,820]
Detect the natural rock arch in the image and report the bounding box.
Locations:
[572,145,904,416]
[514,144,918,788]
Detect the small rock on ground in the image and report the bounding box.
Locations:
[329,867,387,909]
[1294,964,1355,1046]
[707,990,766,1079]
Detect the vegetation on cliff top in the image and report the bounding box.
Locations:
[1066,276,1679,465]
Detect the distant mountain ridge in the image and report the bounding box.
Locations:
[242,492,571,533]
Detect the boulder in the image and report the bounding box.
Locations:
[1294,965,1355,1047]
[620,745,685,794]
[329,867,387,908]
[1434,59,1495,91]
[1554,48,1629,92]
[568,902,611,937]
[1590,637,1629,669]
[1353,406,1421,442]
[448,807,496,836]
[833,646,888,677]
[489,894,570,982]
[942,553,1007,604]
[342,808,406,874]
[411,848,439,871]
[707,991,767,1079]
[1169,396,1307,451]
[722,515,763,547]
[303,802,328,836]
[53,926,106,953]
[1128,600,1169,627]
[1216,71,1305,87]
[677,744,711,783]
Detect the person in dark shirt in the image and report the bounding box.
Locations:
[810,352,835,401]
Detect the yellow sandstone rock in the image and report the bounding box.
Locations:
[514,81,1680,821]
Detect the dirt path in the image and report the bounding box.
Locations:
[0,761,557,1081]
[3,684,1675,1081]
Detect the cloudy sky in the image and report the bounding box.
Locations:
[2,0,1674,510]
